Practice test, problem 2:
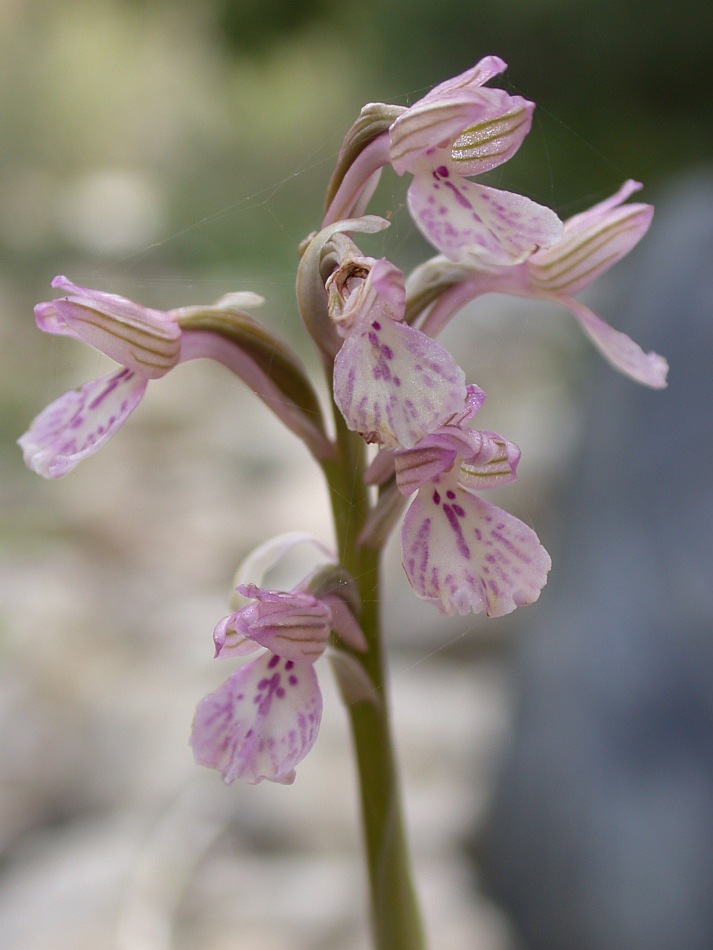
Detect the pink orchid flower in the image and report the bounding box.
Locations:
[324,57,563,265]
[395,387,551,616]
[416,181,668,388]
[191,575,366,786]
[19,277,333,477]
[389,56,563,265]
[18,276,182,478]
[328,255,467,449]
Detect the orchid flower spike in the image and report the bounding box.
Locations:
[327,252,467,449]
[396,386,551,616]
[191,556,366,786]
[416,181,668,389]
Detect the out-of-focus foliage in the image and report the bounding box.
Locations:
[209,0,712,199]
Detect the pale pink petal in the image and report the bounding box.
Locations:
[456,430,521,491]
[408,168,563,266]
[394,429,471,496]
[449,96,534,178]
[389,56,513,175]
[17,368,147,479]
[34,300,82,338]
[390,87,522,176]
[226,586,331,663]
[333,316,466,449]
[529,191,653,294]
[327,256,405,338]
[52,299,180,380]
[401,478,551,617]
[213,613,263,659]
[557,179,644,234]
[562,297,669,388]
[190,652,322,785]
[421,55,509,100]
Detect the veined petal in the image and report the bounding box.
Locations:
[213,613,263,659]
[34,300,82,339]
[390,87,518,176]
[191,652,322,785]
[561,296,669,388]
[557,179,644,233]
[389,56,511,175]
[529,198,653,294]
[47,276,181,379]
[408,168,563,266]
[419,56,509,100]
[17,368,146,479]
[401,478,551,617]
[394,429,472,496]
[457,430,521,491]
[333,316,467,449]
[450,96,534,177]
[229,586,331,663]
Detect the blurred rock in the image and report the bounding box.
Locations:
[481,171,713,950]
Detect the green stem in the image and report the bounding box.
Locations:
[322,405,426,950]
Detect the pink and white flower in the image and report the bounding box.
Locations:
[191,577,365,786]
[328,255,467,449]
[389,57,563,265]
[395,387,551,616]
[18,276,182,478]
[324,57,563,265]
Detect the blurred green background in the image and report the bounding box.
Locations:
[0,2,710,948]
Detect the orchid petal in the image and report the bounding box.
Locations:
[18,368,147,479]
[529,189,653,295]
[390,88,522,176]
[389,56,515,176]
[561,297,669,388]
[394,429,470,496]
[557,179,644,233]
[333,315,466,449]
[401,479,551,617]
[230,533,336,610]
[191,652,322,785]
[213,613,263,659]
[417,55,509,101]
[45,276,181,379]
[449,96,534,177]
[327,257,405,337]
[457,431,521,491]
[227,586,331,663]
[34,300,83,339]
[408,169,563,266]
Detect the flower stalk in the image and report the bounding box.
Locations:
[323,394,426,950]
